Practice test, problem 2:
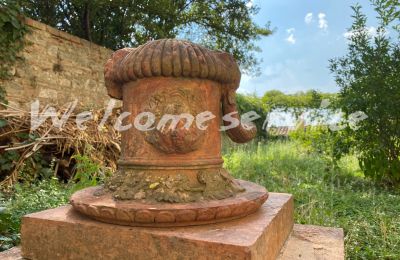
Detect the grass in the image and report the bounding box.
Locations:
[0,141,399,259]
[224,140,400,259]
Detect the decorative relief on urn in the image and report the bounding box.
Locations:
[143,87,207,154]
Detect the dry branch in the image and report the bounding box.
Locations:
[0,102,121,188]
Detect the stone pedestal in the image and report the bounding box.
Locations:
[21,193,293,260]
[1,192,345,259]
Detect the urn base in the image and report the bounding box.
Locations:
[70,179,268,227]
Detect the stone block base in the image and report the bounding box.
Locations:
[0,247,23,260]
[0,224,344,260]
[278,224,344,260]
[1,225,345,260]
[20,193,294,260]
[2,195,345,259]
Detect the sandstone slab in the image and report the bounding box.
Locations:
[3,224,345,260]
[278,224,344,260]
[21,193,293,260]
[0,247,23,260]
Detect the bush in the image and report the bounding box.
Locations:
[289,126,352,165]
[330,1,400,184]
[70,153,109,192]
[236,93,268,138]
[0,154,104,251]
[0,178,71,250]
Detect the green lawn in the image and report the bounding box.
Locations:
[224,141,400,259]
[1,141,399,259]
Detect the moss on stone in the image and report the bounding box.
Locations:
[104,168,244,203]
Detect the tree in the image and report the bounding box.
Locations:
[329,0,400,184]
[17,0,271,74]
[262,90,336,119]
[235,93,268,138]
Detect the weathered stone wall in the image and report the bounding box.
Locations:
[1,18,115,109]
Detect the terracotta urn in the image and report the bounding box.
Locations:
[70,39,268,227]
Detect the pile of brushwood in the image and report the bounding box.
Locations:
[0,102,121,189]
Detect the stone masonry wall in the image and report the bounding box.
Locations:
[1,18,115,109]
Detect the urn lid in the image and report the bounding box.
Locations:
[104,39,241,99]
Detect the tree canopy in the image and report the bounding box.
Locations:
[330,0,400,183]
[17,0,271,74]
[261,90,337,118]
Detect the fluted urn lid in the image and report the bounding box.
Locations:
[104,39,241,99]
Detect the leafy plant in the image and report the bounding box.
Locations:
[0,178,71,250]
[330,0,400,184]
[0,151,19,177]
[0,152,105,250]
[0,1,28,104]
[235,93,269,138]
[70,153,107,192]
[18,152,56,182]
[289,125,353,166]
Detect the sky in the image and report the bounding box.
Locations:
[239,0,379,96]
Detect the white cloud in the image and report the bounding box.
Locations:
[246,0,253,8]
[287,28,295,34]
[343,26,377,39]
[318,13,328,30]
[286,28,296,44]
[286,34,296,44]
[305,13,313,24]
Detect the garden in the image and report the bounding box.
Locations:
[1,0,400,259]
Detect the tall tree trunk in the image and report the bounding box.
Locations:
[82,3,91,41]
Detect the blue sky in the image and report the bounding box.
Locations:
[239,0,378,95]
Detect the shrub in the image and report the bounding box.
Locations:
[329,1,400,183]
[235,93,269,138]
[70,153,108,192]
[289,126,353,165]
[0,153,104,250]
[0,178,71,250]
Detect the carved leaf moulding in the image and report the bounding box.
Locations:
[70,180,268,227]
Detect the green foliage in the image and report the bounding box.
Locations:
[70,153,106,192]
[18,152,56,182]
[0,178,71,250]
[224,141,400,259]
[330,1,400,184]
[235,93,268,138]
[0,153,104,250]
[262,90,337,118]
[18,0,271,74]
[234,91,337,139]
[0,1,28,104]
[289,126,353,165]
[0,151,19,175]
